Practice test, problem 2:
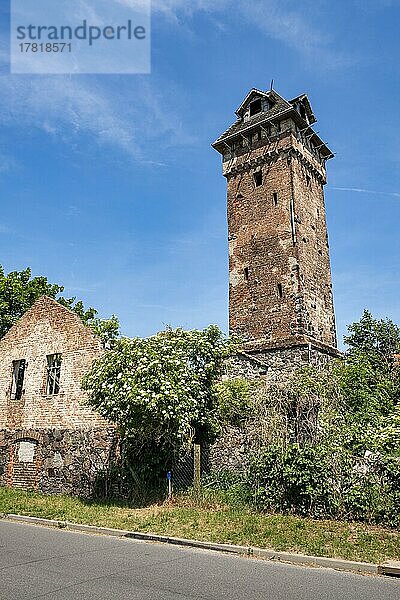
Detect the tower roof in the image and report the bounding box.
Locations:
[212,88,333,160]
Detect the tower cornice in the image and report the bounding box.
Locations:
[223,134,327,185]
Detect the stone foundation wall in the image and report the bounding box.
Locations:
[0,427,117,496]
[213,345,340,472]
[208,426,251,472]
[226,344,338,383]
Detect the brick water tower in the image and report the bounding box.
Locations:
[213,88,339,376]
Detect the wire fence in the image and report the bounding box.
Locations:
[168,443,208,496]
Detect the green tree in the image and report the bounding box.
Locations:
[82,326,235,484]
[0,265,119,345]
[339,311,400,420]
[344,309,400,370]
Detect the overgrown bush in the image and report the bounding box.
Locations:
[215,378,253,427]
[247,444,334,517]
[207,311,400,527]
[245,444,400,526]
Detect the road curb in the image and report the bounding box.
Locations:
[1,513,381,575]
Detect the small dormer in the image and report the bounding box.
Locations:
[235,89,273,123]
[289,94,316,125]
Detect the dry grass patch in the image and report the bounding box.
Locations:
[1,486,399,564]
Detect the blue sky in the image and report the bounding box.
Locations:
[0,1,399,348]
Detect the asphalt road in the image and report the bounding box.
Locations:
[0,521,399,599]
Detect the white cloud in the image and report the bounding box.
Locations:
[0,75,139,158]
[0,73,193,163]
[149,0,352,67]
[333,187,400,199]
[0,0,351,167]
[240,1,348,67]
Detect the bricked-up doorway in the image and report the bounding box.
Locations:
[7,437,41,490]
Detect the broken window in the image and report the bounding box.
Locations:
[46,354,62,395]
[254,171,263,187]
[273,192,278,206]
[249,98,262,117]
[11,359,26,401]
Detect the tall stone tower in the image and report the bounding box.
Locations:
[213,88,339,376]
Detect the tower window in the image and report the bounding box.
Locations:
[244,267,249,281]
[273,192,278,206]
[46,353,62,395]
[306,173,311,187]
[11,359,26,401]
[249,98,262,116]
[254,171,263,187]
[277,283,283,299]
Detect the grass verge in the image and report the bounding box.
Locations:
[0,486,399,564]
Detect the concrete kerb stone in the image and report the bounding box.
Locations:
[2,513,381,575]
[378,562,400,577]
[254,548,378,574]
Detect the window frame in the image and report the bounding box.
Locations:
[46,353,62,396]
[11,359,26,401]
[249,98,262,117]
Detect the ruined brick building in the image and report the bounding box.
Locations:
[0,86,340,493]
[213,88,339,378]
[0,296,115,495]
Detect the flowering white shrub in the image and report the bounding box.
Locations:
[82,325,235,459]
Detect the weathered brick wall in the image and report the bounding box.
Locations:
[0,296,107,431]
[290,146,336,347]
[0,296,116,494]
[225,127,337,353]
